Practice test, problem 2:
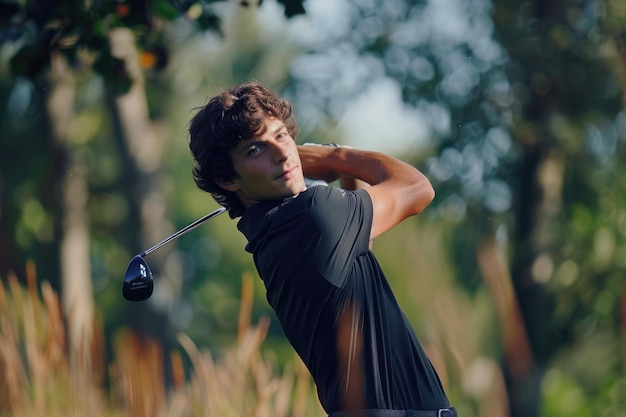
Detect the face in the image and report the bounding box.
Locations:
[219,118,306,208]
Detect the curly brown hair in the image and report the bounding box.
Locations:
[188,81,299,218]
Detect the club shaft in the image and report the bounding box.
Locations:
[139,207,226,257]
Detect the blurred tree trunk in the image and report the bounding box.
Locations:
[489,0,626,415]
[476,237,534,406]
[492,2,577,415]
[109,27,168,257]
[46,51,96,413]
[507,118,560,417]
[507,58,564,417]
[108,28,175,343]
[41,24,172,398]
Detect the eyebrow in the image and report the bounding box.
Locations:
[234,123,287,155]
[267,123,287,137]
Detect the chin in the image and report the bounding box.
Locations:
[285,179,305,192]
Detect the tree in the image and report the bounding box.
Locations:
[492,1,626,415]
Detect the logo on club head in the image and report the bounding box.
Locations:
[140,263,147,278]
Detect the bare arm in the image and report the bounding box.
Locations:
[339,176,369,192]
[297,145,435,240]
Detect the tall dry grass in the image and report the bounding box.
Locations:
[0,263,323,417]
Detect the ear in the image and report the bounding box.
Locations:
[216,178,240,192]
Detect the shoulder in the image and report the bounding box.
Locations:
[284,186,370,219]
[304,185,371,206]
[295,187,373,230]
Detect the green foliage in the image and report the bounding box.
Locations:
[0,0,256,89]
[1,0,307,82]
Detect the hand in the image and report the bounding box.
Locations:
[297,144,342,183]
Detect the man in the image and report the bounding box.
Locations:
[189,81,455,417]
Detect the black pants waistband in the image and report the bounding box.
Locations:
[328,407,457,417]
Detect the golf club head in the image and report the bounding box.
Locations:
[122,255,153,302]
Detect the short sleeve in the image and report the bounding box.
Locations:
[306,187,373,287]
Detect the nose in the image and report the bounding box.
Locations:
[269,139,289,164]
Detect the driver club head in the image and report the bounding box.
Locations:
[122,255,154,302]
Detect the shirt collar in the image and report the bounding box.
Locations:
[236,191,307,252]
[237,198,282,244]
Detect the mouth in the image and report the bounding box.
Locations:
[276,166,297,180]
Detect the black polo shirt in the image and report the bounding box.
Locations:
[237,186,449,413]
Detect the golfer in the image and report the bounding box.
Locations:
[188,81,456,417]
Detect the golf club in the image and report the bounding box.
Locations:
[122,206,227,302]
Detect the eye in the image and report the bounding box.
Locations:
[247,146,260,156]
[246,145,262,156]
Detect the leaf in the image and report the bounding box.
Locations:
[152,0,180,20]
[93,49,133,95]
[0,1,21,24]
[9,41,51,78]
[196,10,222,35]
[275,0,305,18]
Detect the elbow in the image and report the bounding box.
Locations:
[426,182,436,204]
[420,184,436,213]
[412,177,435,214]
